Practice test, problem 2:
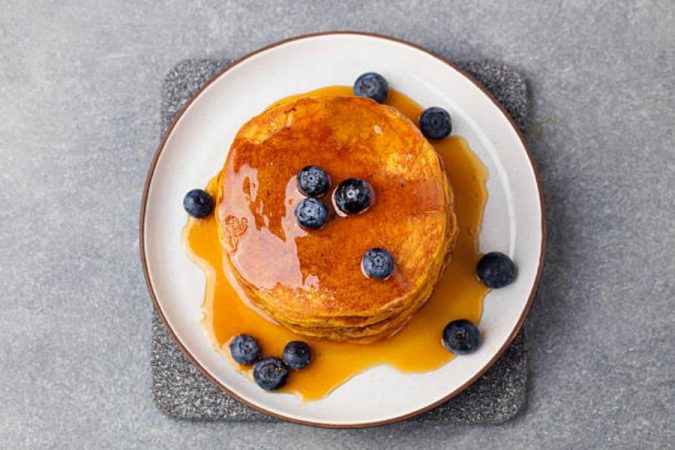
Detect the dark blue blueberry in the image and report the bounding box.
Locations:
[419,107,452,140]
[253,356,289,391]
[297,166,330,197]
[353,72,389,103]
[229,334,260,365]
[477,252,517,288]
[183,189,213,218]
[442,320,481,354]
[333,178,372,215]
[282,341,312,370]
[295,198,329,229]
[362,248,395,280]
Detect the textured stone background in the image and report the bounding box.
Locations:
[0,1,673,448]
[152,59,529,424]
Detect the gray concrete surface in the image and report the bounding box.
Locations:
[0,0,673,448]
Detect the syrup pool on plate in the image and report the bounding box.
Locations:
[183,86,489,400]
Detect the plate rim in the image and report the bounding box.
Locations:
[139,31,547,428]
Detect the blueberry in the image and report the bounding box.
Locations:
[442,320,481,354]
[333,178,372,215]
[477,252,517,288]
[419,107,452,140]
[362,248,395,280]
[297,165,330,197]
[229,334,260,365]
[295,198,329,229]
[353,72,389,104]
[183,189,214,218]
[282,341,312,370]
[253,356,289,391]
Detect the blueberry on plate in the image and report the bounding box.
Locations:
[362,248,395,280]
[253,356,289,391]
[183,189,214,218]
[295,198,329,229]
[419,107,452,140]
[353,72,389,104]
[333,178,373,215]
[297,165,330,197]
[442,319,480,354]
[229,334,260,365]
[283,341,312,370]
[477,252,517,288]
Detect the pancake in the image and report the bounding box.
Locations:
[216,95,457,343]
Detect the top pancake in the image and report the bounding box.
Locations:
[216,94,456,341]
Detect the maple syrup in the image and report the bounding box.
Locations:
[184,86,488,400]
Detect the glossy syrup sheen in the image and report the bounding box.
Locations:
[184,86,489,400]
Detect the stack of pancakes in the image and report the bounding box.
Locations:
[216,94,457,343]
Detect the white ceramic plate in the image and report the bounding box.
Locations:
[140,32,545,428]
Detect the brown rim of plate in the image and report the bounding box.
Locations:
[139,31,547,429]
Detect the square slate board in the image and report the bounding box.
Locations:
[151,58,530,424]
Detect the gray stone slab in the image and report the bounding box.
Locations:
[152,59,529,424]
